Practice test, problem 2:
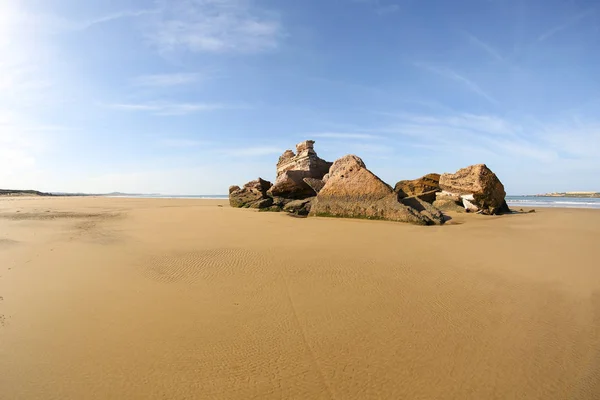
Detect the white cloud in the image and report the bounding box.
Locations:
[146,0,283,54]
[108,102,233,115]
[131,72,204,87]
[414,62,498,105]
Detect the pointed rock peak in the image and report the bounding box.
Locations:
[296,140,315,153]
[269,140,333,199]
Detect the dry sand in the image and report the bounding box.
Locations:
[1,197,599,399]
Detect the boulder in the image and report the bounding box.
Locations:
[283,197,314,216]
[303,177,325,194]
[395,173,441,199]
[310,155,433,225]
[410,190,439,204]
[400,196,445,225]
[268,140,332,199]
[432,192,465,213]
[439,164,507,215]
[229,178,273,208]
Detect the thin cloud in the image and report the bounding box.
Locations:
[74,9,159,30]
[390,113,518,136]
[374,112,569,162]
[465,32,505,62]
[376,5,400,15]
[147,0,283,54]
[159,138,206,147]
[414,62,498,105]
[538,8,595,42]
[311,132,382,140]
[131,73,203,87]
[353,0,400,15]
[221,147,283,157]
[108,102,232,115]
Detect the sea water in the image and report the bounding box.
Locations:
[506,196,600,209]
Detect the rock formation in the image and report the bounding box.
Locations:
[439,164,509,215]
[432,192,465,213]
[395,173,441,203]
[283,198,314,216]
[310,155,437,225]
[229,141,512,224]
[229,178,273,208]
[303,177,325,194]
[400,196,445,225]
[268,140,332,198]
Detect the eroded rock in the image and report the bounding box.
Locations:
[268,140,332,199]
[439,164,507,215]
[395,173,441,200]
[303,177,325,195]
[400,196,445,225]
[283,197,314,216]
[310,155,432,225]
[229,178,273,208]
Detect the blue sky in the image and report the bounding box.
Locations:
[1,0,599,195]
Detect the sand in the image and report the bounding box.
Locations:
[0,197,599,399]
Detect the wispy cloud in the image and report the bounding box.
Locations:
[538,8,595,42]
[108,102,236,116]
[131,72,204,87]
[353,0,400,15]
[414,62,498,105]
[221,146,283,157]
[73,9,159,31]
[464,32,505,62]
[146,0,283,54]
[311,132,381,140]
[159,138,207,147]
[374,111,600,167]
[387,113,518,136]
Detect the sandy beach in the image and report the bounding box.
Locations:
[0,196,599,399]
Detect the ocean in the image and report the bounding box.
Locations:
[506,196,600,209]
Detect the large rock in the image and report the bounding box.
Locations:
[432,192,465,213]
[395,173,441,198]
[268,140,332,199]
[303,177,325,194]
[283,197,314,216]
[439,164,507,215]
[229,178,273,208]
[400,196,445,225]
[310,155,433,225]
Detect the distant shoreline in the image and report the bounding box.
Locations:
[528,193,600,198]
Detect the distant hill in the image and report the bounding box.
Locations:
[535,192,600,198]
[99,192,161,196]
[0,189,55,197]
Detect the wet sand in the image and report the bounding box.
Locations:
[0,197,599,399]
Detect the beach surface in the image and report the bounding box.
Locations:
[1,197,599,399]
